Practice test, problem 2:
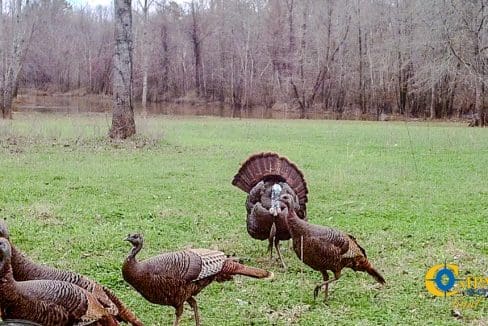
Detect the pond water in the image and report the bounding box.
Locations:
[14,93,330,119]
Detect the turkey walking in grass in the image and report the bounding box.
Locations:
[122,233,273,326]
[279,194,385,300]
[0,238,118,326]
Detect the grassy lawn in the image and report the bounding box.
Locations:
[0,113,486,325]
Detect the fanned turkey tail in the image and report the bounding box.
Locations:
[232,152,308,206]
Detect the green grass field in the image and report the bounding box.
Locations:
[0,113,487,325]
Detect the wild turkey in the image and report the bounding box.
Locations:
[0,220,143,326]
[122,233,273,326]
[279,194,385,300]
[232,152,308,268]
[0,238,119,326]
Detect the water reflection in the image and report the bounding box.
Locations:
[15,94,306,119]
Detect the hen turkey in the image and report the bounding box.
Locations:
[122,233,273,326]
[232,152,308,268]
[279,194,385,300]
[0,220,143,326]
[0,238,118,326]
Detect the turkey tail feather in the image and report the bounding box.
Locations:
[222,260,274,279]
[103,287,144,326]
[232,152,308,205]
[359,259,385,284]
[367,265,386,284]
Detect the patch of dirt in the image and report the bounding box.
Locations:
[27,203,62,225]
[266,304,311,325]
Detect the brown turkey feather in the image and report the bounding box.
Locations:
[220,260,273,279]
[232,152,308,205]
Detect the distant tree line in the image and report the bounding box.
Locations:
[0,0,487,125]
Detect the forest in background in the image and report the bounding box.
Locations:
[0,0,487,123]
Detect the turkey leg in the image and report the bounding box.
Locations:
[187,297,200,326]
[314,271,341,301]
[268,221,286,269]
[173,305,184,326]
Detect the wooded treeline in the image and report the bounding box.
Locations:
[1,0,487,124]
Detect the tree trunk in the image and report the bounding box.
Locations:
[159,24,169,96]
[0,0,3,115]
[190,1,202,97]
[140,0,150,116]
[429,75,436,119]
[357,0,366,116]
[429,67,437,120]
[447,77,457,118]
[218,30,225,108]
[298,0,307,119]
[109,0,136,139]
[476,80,485,127]
[482,83,487,127]
[285,0,294,81]
[2,0,27,119]
[397,54,407,115]
[476,1,486,127]
[2,82,13,119]
[0,45,4,116]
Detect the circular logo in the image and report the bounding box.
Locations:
[425,262,459,297]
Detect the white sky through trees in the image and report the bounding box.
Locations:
[67,0,112,8]
[67,0,184,9]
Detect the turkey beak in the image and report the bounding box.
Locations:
[124,235,131,241]
[278,199,288,213]
[269,207,281,216]
[269,198,281,216]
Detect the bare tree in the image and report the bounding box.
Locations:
[189,0,203,97]
[356,0,366,116]
[1,0,35,119]
[444,0,487,126]
[109,0,136,139]
[291,0,351,118]
[138,0,154,115]
[0,0,4,115]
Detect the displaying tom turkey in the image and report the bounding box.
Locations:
[0,238,119,326]
[0,220,143,326]
[279,194,385,300]
[232,152,308,268]
[122,233,273,326]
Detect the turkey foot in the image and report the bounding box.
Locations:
[313,279,336,301]
[313,272,339,301]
